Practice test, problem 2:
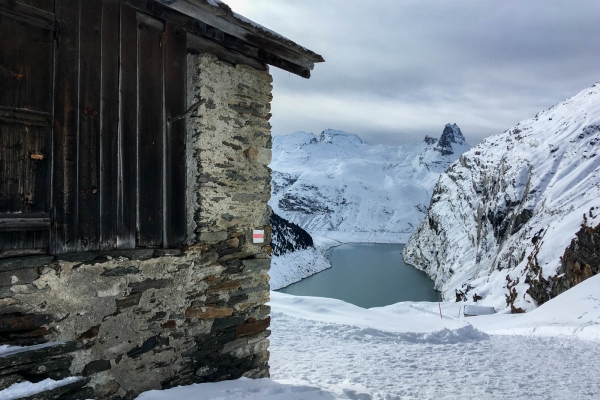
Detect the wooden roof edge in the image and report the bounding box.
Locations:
[162,0,325,65]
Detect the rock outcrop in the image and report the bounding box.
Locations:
[527,221,600,305]
[270,212,314,257]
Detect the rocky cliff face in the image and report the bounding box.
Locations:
[270,127,470,243]
[403,83,600,311]
[268,212,333,290]
[270,212,314,257]
[527,221,600,306]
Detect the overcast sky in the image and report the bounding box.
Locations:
[225,0,600,146]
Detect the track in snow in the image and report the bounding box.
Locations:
[270,313,600,400]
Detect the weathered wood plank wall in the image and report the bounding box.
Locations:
[1,0,188,254]
[164,21,188,248]
[0,8,54,252]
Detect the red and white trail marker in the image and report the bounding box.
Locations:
[253,230,265,244]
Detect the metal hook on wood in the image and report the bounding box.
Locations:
[168,99,205,123]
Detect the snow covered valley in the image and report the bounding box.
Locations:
[269,124,471,289]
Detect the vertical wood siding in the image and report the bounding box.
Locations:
[0,13,54,252]
[1,0,187,254]
[164,21,187,248]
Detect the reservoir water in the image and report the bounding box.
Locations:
[277,243,440,308]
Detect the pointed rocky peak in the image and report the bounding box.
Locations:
[435,123,467,155]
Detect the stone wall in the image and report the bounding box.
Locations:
[0,53,273,399]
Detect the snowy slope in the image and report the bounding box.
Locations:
[269,212,335,290]
[129,275,600,399]
[270,125,470,243]
[404,82,600,310]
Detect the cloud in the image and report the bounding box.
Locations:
[225,0,600,146]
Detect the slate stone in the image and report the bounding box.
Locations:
[0,313,52,334]
[78,325,100,340]
[96,249,155,261]
[0,268,40,286]
[57,386,95,400]
[241,259,270,273]
[115,292,142,310]
[236,317,270,338]
[20,357,73,380]
[154,249,183,257]
[55,253,96,263]
[211,316,246,332]
[127,336,157,358]
[83,359,111,376]
[0,256,55,273]
[101,266,140,277]
[161,320,176,329]
[0,341,80,369]
[0,286,13,298]
[207,279,242,294]
[232,193,270,203]
[237,283,269,296]
[0,374,24,390]
[128,279,172,293]
[148,311,167,322]
[199,231,228,244]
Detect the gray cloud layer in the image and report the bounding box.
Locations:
[225,0,600,146]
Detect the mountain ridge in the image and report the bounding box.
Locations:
[270,125,471,243]
[403,82,600,311]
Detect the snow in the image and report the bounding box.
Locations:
[0,377,82,400]
[135,276,600,399]
[136,377,343,400]
[404,82,600,310]
[270,126,469,245]
[270,237,337,290]
[469,273,600,340]
[269,125,470,288]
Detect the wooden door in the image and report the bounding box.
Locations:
[0,7,55,255]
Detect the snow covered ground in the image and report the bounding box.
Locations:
[132,275,600,400]
[270,236,339,290]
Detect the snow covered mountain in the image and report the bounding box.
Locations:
[403,83,600,311]
[270,125,470,243]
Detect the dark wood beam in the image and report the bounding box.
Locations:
[0,106,52,126]
[164,0,324,66]
[0,214,51,231]
[187,33,267,72]
[0,0,55,30]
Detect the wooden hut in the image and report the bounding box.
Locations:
[0,0,323,397]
